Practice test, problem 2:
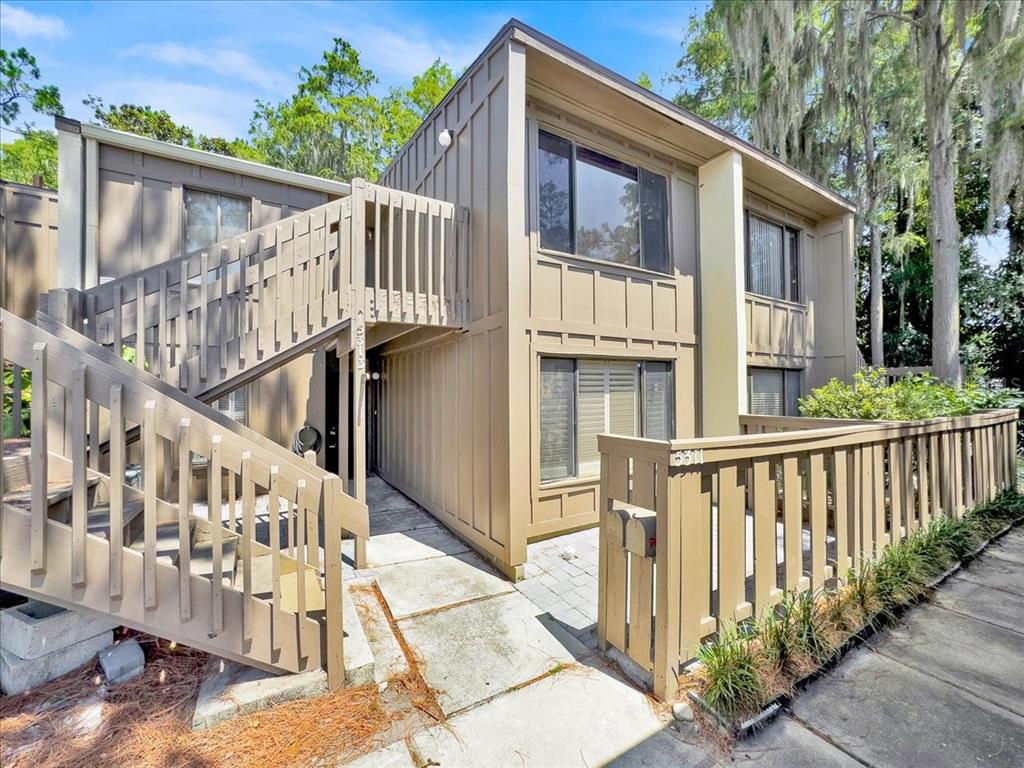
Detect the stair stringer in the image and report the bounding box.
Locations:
[1,503,323,675]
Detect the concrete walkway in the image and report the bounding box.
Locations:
[734,526,1024,768]
[345,475,1024,767]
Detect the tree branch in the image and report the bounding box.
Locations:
[867,10,920,27]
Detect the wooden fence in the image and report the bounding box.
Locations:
[597,408,1019,700]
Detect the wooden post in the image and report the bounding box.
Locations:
[30,342,48,574]
[109,384,124,598]
[653,462,682,701]
[350,180,368,570]
[324,474,344,690]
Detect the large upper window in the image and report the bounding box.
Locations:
[747,367,802,417]
[746,212,800,302]
[538,130,669,273]
[540,358,673,483]
[185,189,251,253]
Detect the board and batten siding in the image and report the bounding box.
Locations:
[742,190,858,390]
[376,39,522,574]
[94,143,328,279]
[0,181,58,320]
[522,96,701,540]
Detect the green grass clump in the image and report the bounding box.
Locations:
[696,624,765,719]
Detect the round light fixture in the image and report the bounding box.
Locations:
[438,129,453,148]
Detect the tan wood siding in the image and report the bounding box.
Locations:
[0,182,58,320]
[83,142,334,448]
[522,97,700,541]
[377,41,517,574]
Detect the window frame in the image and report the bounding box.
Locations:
[744,210,802,304]
[536,127,672,274]
[183,187,253,255]
[539,356,675,485]
[746,366,803,417]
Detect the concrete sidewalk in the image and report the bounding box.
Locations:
[347,476,1024,767]
[738,527,1024,768]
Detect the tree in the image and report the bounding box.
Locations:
[674,0,1023,383]
[84,96,251,158]
[0,47,63,126]
[879,0,1022,383]
[0,128,57,187]
[249,39,381,180]
[249,41,455,182]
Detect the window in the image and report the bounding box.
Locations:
[747,368,802,416]
[538,129,669,273]
[216,386,248,426]
[540,358,674,482]
[746,212,800,302]
[184,189,251,253]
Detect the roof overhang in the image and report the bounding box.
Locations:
[509,20,856,221]
[56,117,352,198]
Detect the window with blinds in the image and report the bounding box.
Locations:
[216,386,248,426]
[746,212,800,302]
[747,367,802,416]
[540,358,674,482]
[540,359,575,482]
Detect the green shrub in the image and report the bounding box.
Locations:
[799,367,1023,424]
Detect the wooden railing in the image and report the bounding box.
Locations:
[53,180,468,402]
[597,408,1019,700]
[1,309,368,687]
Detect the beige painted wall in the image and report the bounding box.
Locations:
[522,95,700,541]
[742,190,858,393]
[699,151,746,436]
[0,181,58,320]
[377,39,518,574]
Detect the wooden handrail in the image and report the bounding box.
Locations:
[597,409,1019,700]
[1,308,364,687]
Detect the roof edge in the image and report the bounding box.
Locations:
[508,19,855,214]
[57,117,352,198]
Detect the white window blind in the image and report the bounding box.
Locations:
[539,358,671,483]
[748,214,785,299]
[576,360,637,477]
[216,386,248,426]
[540,359,575,482]
[748,368,785,416]
[642,361,673,439]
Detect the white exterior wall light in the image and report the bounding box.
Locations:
[438,129,453,148]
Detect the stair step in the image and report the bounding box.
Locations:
[4,475,102,509]
[249,553,325,612]
[127,521,186,563]
[347,578,409,685]
[86,499,145,539]
[189,538,239,586]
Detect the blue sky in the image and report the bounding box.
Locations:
[0,0,1009,264]
[1,0,706,139]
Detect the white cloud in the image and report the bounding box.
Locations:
[91,78,256,138]
[0,3,68,39]
[326,14,497,81]
[120,42,289,92]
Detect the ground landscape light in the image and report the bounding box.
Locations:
[438,129,453,147]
